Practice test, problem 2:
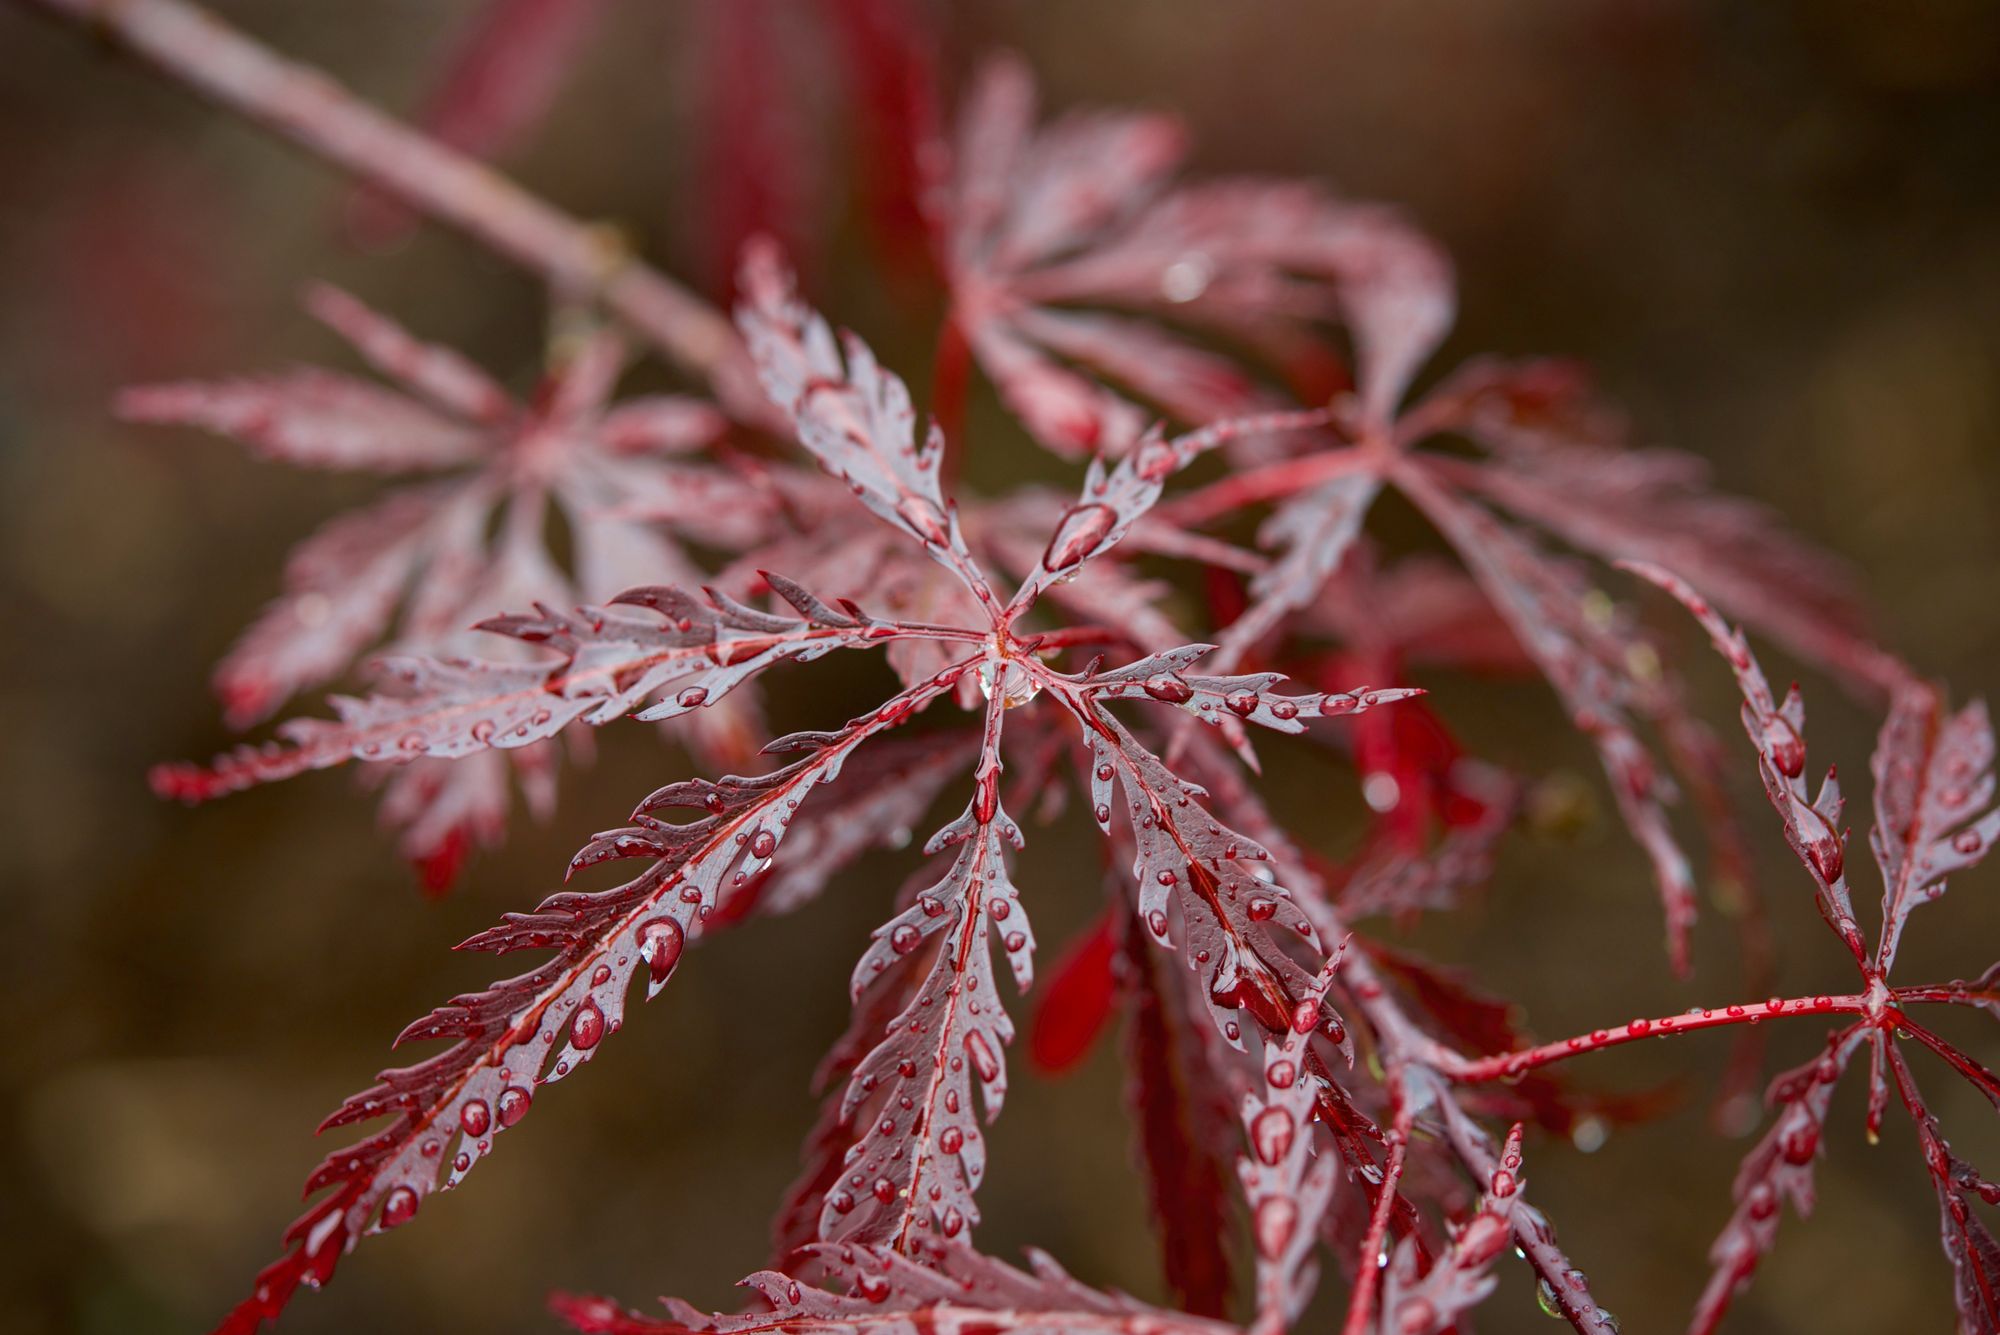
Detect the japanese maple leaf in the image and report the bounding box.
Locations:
[209,246,1416,1334]
[554,1239,1237,1335]
[1170,340,1897,975]
[926,56,1892,973]
[128,283,770,887]
[1631,565,2000,1335]
[929,54,1449,458]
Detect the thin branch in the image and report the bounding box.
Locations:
[21,0,766,415]
[1445,994,1870,1085]
[1339,1086,1412,1335]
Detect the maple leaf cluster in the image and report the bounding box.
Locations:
[57,4,1998,1333]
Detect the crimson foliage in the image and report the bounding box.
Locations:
[64,8,1998,1334]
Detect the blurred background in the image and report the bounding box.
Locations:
[2,2,1998,1332]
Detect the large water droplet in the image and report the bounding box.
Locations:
[571,1000,605,1051]
[1143,672,1194,704]
[1041,503,1117,572]
[638,918,685,985]
[964,1031,1000,1083]
[497,1085,532,1127]
[380,1186,419,1229]
[1251,1106,1294,1165]
[896,494,951,546]
[1254,1196,1298,1258]
[1763,717,1806,779]
[460,1099,491,1138]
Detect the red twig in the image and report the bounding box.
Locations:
[1446,994,1870,1085]
[1339,1086,1412,1335]
[21,0,767,416]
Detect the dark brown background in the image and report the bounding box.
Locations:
[2,2,1998,1332]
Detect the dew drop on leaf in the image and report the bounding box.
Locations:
[1253,1195,1297,1258]
[380,1186,419,1229]
[571,1000,605,1050]
[1040,503,1117,572]
[497,1085,531,1127]
[638,918,685,985]
[1250,1105,1294,1165]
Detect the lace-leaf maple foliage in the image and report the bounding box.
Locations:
[923,56,1903,976]
[130,282,769,890]
[45,3,1996,1332]
[208,252,1416,1335]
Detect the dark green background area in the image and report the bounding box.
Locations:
[1,3,1997,1332]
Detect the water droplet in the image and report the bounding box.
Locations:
[896,494,950,546]
[749,829,777,860]
[965,1032,1000,1083]
[571,1001,605,1050]
[1362,772,1401,813]
[1041,503,1118,572]
[1267,1060,1297,1089]
[497,1085,531,1127]
[1143,672,1194,705]
[1160,253,1214,303]
[1954,828,1984,856]
[1251,1106,1294,1165]
[638,918,685,985]
[1571,1115,1609,1153]
[1224,689,1260,716]
[1763,717,1805,779]
[890,924,922,955]
[1145,909,1169,937]
[380,1186,419,1229]
[1247,896,1277,921]
[1394,1298,1438,1335]
[1254,1196,1298,1258]
[677,685,708,708]
[940,1126,965,1154]
[460,1100,491,1138]
[1290,999,1319,1034]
